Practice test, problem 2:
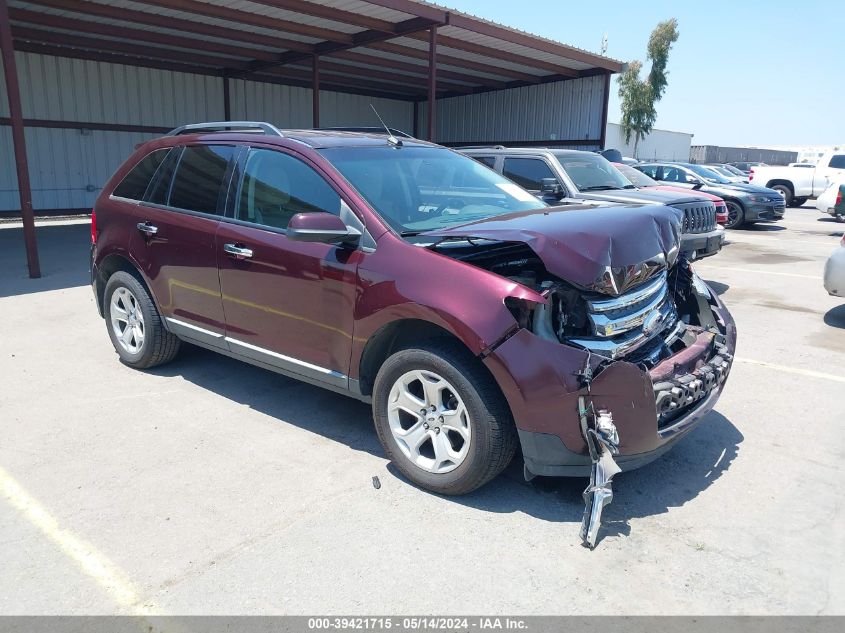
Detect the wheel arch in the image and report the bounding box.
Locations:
[356,317,510,399]
[765,179,794,194]
[95,252,157,319]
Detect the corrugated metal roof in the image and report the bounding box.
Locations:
[8,0,622,100]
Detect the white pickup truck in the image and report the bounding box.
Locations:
[749,151,845,207]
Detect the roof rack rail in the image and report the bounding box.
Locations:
[453,145,507,150]
[166,121,284,137]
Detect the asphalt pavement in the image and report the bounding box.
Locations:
[0,207,843,615]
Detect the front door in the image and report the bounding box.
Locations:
[216,147,362,388]
[131,144,237,344]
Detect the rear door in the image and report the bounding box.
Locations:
[215,146,362,388]
[131,143,237,346]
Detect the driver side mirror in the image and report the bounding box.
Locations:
[540,178,564,199]
[287,212,361,246]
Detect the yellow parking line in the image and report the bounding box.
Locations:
[695,265,818,279]
[735,357,845,383]
[0,464,155,615]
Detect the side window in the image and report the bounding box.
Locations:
[828,155,845,169]
[472,156,496,169]
[237,149,341,230]
[112,149,169,201]
[638,165,658,179]
[502,158,557,191]
[168,145,236,215]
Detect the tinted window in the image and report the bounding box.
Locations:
[238,149,340,230]
[502,158,557,191]
[113,149,169,200]
[637,165,659,179]
[828,155,845,169]
[616,163,658,187]
[168,145,235,215]
[472,156,496,168]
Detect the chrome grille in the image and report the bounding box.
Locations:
[568,272,680,359]
[674,201,717,234]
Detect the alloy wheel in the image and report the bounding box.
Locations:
[110,287,145,354]
[386,370,471,474]
[725,201,742,229]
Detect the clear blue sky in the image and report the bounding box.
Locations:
[438,0,845,146]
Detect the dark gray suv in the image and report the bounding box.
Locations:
[461,147,724,260]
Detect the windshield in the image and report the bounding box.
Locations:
[554,152,634,191]
[722,164,745,176]
[614,163,658,187]
[320,146,546,235]
[708,165,735,178]
[688,164,731,184]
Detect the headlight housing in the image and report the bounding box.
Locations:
[748,194,773,203]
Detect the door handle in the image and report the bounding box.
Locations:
[136,221,158,236]
[223,243,254,260]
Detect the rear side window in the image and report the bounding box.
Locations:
[237,149,340,230]
[112,149,169,201]
[473,156,496,169]
[829,155,845,169]
[637,165,660,179]
[502,158,557,191]
[168,145,236,215]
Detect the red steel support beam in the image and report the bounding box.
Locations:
[427,26,436,142]
[312,55,320,128]
[0,0,40,278]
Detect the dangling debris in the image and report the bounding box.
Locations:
[578,397,621,549]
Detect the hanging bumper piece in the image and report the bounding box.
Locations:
[578,396,622,549]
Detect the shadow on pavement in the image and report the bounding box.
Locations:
[736,224,785,232]
[147,340,744,544]
[824,304,845,329]
[0,222,91,298]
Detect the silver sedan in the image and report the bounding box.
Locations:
[824,237,845,297]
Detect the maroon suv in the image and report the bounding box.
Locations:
[91,122,736,503]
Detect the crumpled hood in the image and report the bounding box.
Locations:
[423,204,682,296]
[709,182,779,195]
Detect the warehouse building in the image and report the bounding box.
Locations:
[0,0,622,277]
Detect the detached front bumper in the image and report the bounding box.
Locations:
[680,227,725,260]
[484,288,737,477]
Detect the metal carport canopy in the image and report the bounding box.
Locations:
[0,0,624,278]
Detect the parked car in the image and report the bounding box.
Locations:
[614,162,729,226]
[91,122,736,502]
[749,151,845,206]
[461,147,723,259]
[728,161,767,175]
[636,162,785,229]
[815,179,845,222]
[721,164,749,178]
[704,164,748,184]
[824,235,845,297]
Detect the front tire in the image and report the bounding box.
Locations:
[104,271,180,369]
[372,340,517,495]
[792,197,808,207]
[770,184,793,207]
[724,200,745,229]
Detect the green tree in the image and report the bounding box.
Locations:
[618,18,679,157]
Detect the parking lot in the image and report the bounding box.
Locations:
[1,207,843,615]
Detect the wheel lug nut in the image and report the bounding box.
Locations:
[439,416,444,423]
[423,423,429,430]
[435,427,440,433]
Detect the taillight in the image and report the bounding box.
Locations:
[749,169,755,181]
[836,189,842,206]
[90,209,97,244]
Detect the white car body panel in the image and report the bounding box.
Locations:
[751,152,845,198]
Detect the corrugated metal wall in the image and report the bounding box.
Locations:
[690,145,798,166]
[0,52,412,213]
[417,75,607,145]
[604,123,693,162]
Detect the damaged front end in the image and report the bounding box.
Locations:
[423,205,736,548]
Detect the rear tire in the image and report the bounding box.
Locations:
[104,271,180,369]
[724,200,745,229]
[770,184,793,207]
[372,339,517,495]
